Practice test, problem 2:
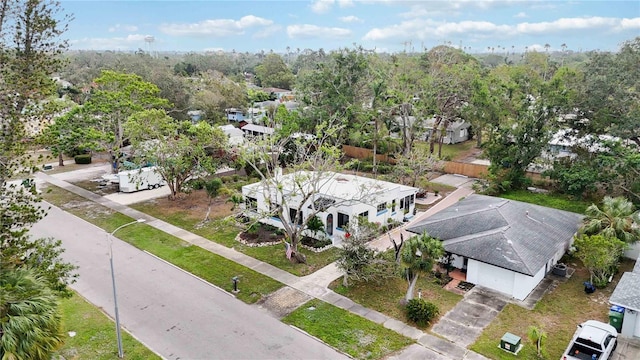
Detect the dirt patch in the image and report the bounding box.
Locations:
[453,146,484,163]
[144,189,236,221]
[256,286,312,318]
[237,223,286,245]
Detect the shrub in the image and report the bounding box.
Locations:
[186,178,205,190]
[301,236,332,249]
[405,298,439,326]
[221,176,232,183]
[232,174,240,182]
[74,154,92,164]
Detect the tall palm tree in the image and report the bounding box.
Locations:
[581,196,640,244]
[0,268,64,360]
[401,233,444,301]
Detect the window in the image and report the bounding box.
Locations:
[358,211,369,220]
[289,208,303,225]
[377,202,386,212]
[269,202,281,220]
[391,199,396,212]
[410,194,415,204]
[337,212,349,230]
[245,197,257,211]
[400,198,405,209]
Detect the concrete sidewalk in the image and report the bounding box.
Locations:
[35,171,487,360]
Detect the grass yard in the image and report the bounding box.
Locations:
[55,293,160,360]
[470,258,635,360]
[40,185,283,304]
[414,139,477,161]
[283,299,414,359]
[132,195,341,276]
[331,268,463,329]
[499,189,592,214]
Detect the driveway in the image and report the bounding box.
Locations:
[30,205,348,360]
[432,286,508,347]
[611,337,640,360]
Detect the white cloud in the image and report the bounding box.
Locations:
[311,0,354,14]
[69,34,148,50]
[287,24,352,39]
[514,12,527,18]
[253,25,283,39]
[159,15,273,36]
[311,0,334,14]
[108,24,139,33]
[340,15,363,23]
[364,16,640,42]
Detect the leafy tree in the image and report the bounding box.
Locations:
[254,53,294,89]
[125,109,229,200]
[400,233,444,301]
[391,146,443,187]
[581,196,640,244]
[82,70,170,173]
[202,178,223,222]
[0,268,64,360]
[190,70,247,123]
[336,218,394,287]
[0,0,71,183]
[574,234,626,287]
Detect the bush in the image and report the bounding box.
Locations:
[232,174,240,182]
[74,154,92,164]
[301,236,332,249]
[185,178,205,190]
[405,299,439,326]
[220,176,232,183]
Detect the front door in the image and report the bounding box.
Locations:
[326,214,333,236]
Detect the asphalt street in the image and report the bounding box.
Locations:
[30,204,348,360]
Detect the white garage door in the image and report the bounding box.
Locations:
[635,314,640,338]
[471,260,515,297]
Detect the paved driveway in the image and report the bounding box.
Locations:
[30,205,348,360]
[432,287,508,347]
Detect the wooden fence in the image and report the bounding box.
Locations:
[342,145,397,164]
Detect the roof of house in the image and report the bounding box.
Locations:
[406,194,583,276]
[219,125,244,137]
[242,124,275,135]
[423,117,470,131]
[610,271,640,311]
[243,171,418,205]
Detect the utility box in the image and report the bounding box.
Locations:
[609,305,625,333]
[500,332,522,354]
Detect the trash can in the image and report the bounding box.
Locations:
[609,305,625,333]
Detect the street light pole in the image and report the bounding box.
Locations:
[109,219,146,358]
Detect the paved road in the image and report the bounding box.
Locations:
[30,205,348,360]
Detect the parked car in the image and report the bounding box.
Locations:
[562,320,617,360]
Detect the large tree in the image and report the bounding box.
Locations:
[580,196,640,244]
[125,109,229,200]
[400,233,444,301]
[254,53,294,90]
[574,234,626,287]
[82,70,170,173]
[0,268,64,360]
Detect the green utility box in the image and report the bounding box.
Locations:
[500,332,522,354]
[609,305,625,333]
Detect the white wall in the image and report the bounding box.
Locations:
[624,243,640,260]
[450,254,465,269]
[466,260,515,297]
[620,309,639,338]
[466,259,543,300]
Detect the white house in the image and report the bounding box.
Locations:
[242,171,419,244]
[218,124,245,146]
[609,253,640,339]
[407,195,583,301]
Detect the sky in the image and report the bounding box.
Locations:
[60,0,640,54]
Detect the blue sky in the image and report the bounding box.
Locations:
[61,0,640,53]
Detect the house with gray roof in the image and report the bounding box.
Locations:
[406,194,583,300]
[609,252,640,339]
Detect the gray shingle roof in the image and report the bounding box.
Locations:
[610,272,640,311]
[406,194,583,276]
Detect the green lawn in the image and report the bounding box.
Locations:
[131,200,341,276]
[55,293,160,360]
[331,267,463,329]
[470,258,634,360]
[414,140,476,161]
[499,189,592,214]
[41,185,283,304]
[283,299,414,359]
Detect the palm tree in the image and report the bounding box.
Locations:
[527,325,547,358]
[0,268,64,360]
[401,233,444,301]
[581,196,640,244]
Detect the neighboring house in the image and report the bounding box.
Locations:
[218,124,245,146]
[544,128,623,160]
[424,117,471,145]
[187,110,204,123]
[406,194,583,300]
[225,108,246,122]
[261,87,292,101]
[609,253,640,339]
[241,123,275,138]
[242,171,419,244]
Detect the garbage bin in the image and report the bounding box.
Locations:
[609,305,625,333]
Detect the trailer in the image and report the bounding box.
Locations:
[117,166,165,193]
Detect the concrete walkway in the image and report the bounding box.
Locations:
[35,171,488,360]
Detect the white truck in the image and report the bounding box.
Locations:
[117,166,165,193]
[562,320,617,360]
